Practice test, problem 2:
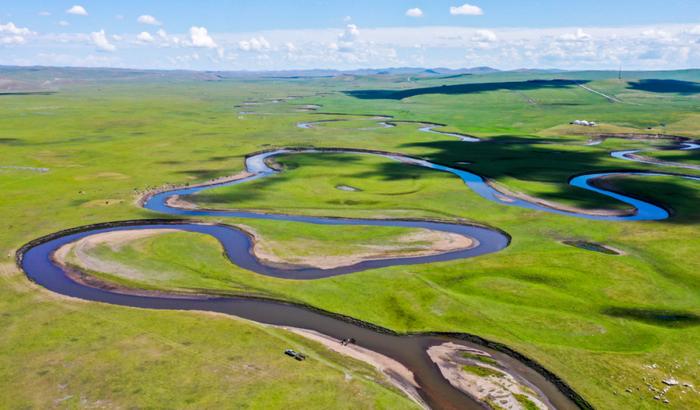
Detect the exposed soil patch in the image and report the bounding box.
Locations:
[0,165,49,173]
[240,224,476,270]
[335,184,361,192]
[54,229,176,283]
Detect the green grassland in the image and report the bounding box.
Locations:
[641,149,700,167]
[62,224,458,293]
[2,67,700,408]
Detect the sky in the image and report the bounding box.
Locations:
[2,1,700,71]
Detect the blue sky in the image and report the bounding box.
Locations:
[2,1,700,70]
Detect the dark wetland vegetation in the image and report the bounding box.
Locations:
[561,240,621,255]
[2,66,700,409]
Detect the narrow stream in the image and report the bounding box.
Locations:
[147,148,679,221]
[611,140,700,171]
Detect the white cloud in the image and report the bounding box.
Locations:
[137,15,161,26]
[406,8,423,18]
[66,5,88,16]
[450,4,483,16]
[39,11,51,17]
[112,34,123,41]
[473,29,497,42]
[0,35,26,45]
[90,30,116,52]
[338,24,360,43]
[153,29,181,46]
[0,22,34,46]
[189,26,217,48]
[8,22,700,71]
[58,20,70,27]
[334,24,362,53]
[642,29,674,42]
[238,36,270,52]
[137,31,155,43]
[560,28,591,41]
[0,22,32,36]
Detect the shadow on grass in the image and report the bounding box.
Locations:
[344,79,586,100]
[182,170,288,204]
[209,155,240,162]
[177,169,235,180]
[603,307,700,328]
[179,140,700,224]
[371,137,700,222]
[185,153,365,205]
[627,79,700,95]
[595,177,700,224]
[0,138,24,145]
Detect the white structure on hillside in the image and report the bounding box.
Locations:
[570,120,597,127]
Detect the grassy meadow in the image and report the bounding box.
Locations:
[2,67,700,408]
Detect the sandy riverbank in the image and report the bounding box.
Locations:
[241,224,475,270]
[428,342,551,410]
[282,327,428,409]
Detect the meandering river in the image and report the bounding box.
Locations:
[21,108,700,409]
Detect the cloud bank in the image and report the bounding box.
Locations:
[2,22,700,71]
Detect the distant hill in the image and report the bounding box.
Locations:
[2,65,700,91]
[260,66,500,78]
[0,65,501,88]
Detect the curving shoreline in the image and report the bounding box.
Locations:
[296,115,482,142]
[610,143,700,172]
[23,101,700,409]
[144,147,676,221]
[14,85,700,410]
[15,219,590,410]
[19,142,697,409]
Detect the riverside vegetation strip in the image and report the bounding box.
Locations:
[2,67,700,409]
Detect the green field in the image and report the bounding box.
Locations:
[2,67,700,409]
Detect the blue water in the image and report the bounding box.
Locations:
[146,149,684,222]
[611,147,700,171]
